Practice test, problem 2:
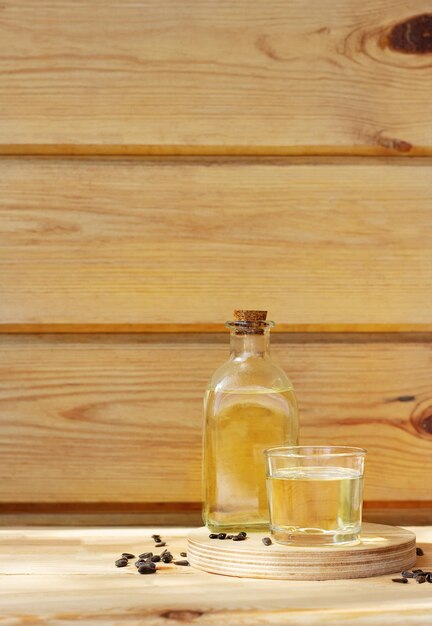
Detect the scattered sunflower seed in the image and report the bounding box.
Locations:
[262,537,272,546]
[139,552,153,560]
[218,533,227,540]
[162,554,173,563]
[401,571,415,578]
[416,547,425,556]
[155,542,166,548]
[138,563,156,575]
[392,578,408,584]
[209,533,218,539]
[121,552,135,559]
[115,558,128,568]
[151,555,161,562]
[180,552,187,557]
[232,535,246,541]
[174,560,190,566]
[238,531,247,538]
[415,575,427,584]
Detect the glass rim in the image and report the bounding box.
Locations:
[264,445,367,458]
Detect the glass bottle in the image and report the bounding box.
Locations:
[203,310,299,531]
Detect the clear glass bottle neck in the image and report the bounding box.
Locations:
[230,330,271,358]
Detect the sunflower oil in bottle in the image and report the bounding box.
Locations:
[203,310,299,532]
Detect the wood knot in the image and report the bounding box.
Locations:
[419,414,432,434]
[160,610,204,622]
[388,14,432,54]
[373,132,412,153]
[410,400,432,439]
[396,395,416,403]
[255,35,282,61]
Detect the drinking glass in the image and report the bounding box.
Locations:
[264,446,366,546]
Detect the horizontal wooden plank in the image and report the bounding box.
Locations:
[363,506,432,527]
[1,333,431,506]
[1,503,431,527]
[1,526,432,625]
[0,502,204,528]
[2,157,432,326]
[0,510,203,528]
[1,2,432,153]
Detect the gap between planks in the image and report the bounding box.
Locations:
[1,501,431,513]
[1,503,431,527]
[0,145,432,157]
[1,324,432,334]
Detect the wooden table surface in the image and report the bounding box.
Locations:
[1,526,431,625]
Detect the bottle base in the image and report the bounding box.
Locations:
[205,521,270,533]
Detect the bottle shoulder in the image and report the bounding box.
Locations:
[207,355,294,393]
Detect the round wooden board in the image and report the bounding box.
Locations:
[188,523,416,580]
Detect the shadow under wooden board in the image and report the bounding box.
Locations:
[0,1,431,153]
[1,157,432,328]
[0,332,431,526]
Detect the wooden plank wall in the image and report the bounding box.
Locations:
[0,1,431,525]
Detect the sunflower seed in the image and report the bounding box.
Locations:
[138,552,153,559]
[162,554,173,563]
[138,563,156,575]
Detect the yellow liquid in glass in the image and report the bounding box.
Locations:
[268,466,363,545]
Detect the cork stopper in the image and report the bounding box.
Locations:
[233,310,267,323]
[229,310,270,334]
